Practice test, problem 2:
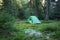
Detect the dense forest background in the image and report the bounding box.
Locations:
[0,0,60,40]
[0,0,60,20]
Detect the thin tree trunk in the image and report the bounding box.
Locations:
[55,0,60,20]
[45,0,51,20]
[34,0,40,17]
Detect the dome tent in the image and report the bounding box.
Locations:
[26,16,41,24]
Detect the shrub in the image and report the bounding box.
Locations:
[50,31,60,40]
[0,10,18,36]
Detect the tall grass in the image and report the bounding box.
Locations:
[0,20,60,40]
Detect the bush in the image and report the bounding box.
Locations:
[50,31,60,40]
[0,10,18,36]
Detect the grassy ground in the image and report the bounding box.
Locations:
[14,20,60,31]
[0,20,60,40]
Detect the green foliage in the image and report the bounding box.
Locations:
[0,20,60,40]
[51,31,60,39]
[0,11,16,26]
[0,10,18,37]
[3,0,19,17]
[0,0,60,40]
[10,21,60,40]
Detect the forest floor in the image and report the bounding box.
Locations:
[0,20,60,40]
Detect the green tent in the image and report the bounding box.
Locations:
[26,16,41,24]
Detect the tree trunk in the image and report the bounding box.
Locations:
[34,0,40,17]
[55,0,60,20]
[29,0,40,17]
[45,0,51,20]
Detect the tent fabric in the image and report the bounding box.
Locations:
[27,16,41,24]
